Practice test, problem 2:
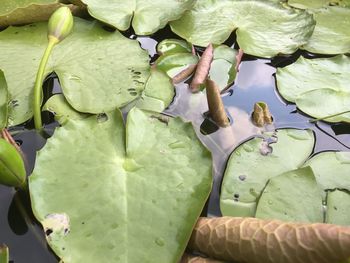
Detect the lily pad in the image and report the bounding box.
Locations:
[326,190,350,225]
[79,0,195,35]
[276,55,350,122]
[302,6,350,54]
[0,18,152,126]
[42,94,90,125]
[209,45,237,91]
[304,151,350,196]
[0,70,8,129]
[255,167,323,223]
[170,0,315,58]
[29,108,212,263]
[156,53,199,78]
[220,129,315,217]
[134,69,175,113]
[0,0,77,27]
[156,39,192,56]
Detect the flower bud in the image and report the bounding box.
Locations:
[48,6,74,43]
[0,138,26,188]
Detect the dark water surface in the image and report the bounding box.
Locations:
[1,26,349,262]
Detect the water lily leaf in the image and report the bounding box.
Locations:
[209,45,237,91]
[29,108,212,263]
[170,0,315,58]
[326,190,350,225]
[296,89,350,123]
[256,167,323,223]
[276,55,350,122]
[0,0,82,27]
[156,53,199,78]
[302,6,350,54]
[134,69,175,113]
[288,0,350,8]
[220,129,315,217]
[0,18,152,126]
[0,71,8,129]
[157,39,192,56]
[42,94,90,125]
[304,151,350,196]
[79,0,194,35]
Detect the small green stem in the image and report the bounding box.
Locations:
[309,110,350,123]
[33,37,58,130]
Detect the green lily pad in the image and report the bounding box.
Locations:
[288,0,350,9]
[42,94,90,125]
[44,69,174,124]
[326,190,350,225]
[276,55,350,122]
[29,108,212,263]
[156,53,198,78]
[304,151,350,197]
[134,69,175,113]
[256,167,323,223]
[156,39,192,56]
[209,45,237,91]
[79,0,195,35]
[170,0,315,58]
[0,18,152,126]
[302,6,350,54]
[296,88,350,123]
[220,129,315,217]
[0,0,76,27]
[0,70,8,129]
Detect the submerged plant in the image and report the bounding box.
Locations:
[33,6,73,130]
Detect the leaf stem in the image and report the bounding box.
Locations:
[33,37,58,130]
[309,110,350,123]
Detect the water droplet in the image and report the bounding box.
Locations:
[169,141,186,149]
[155,238,165,247]
[97,113,108,123]
[68,75,81,81]
[123,158,143,172]
[243,144,254,152]
[268,200,273,205]
[238,175,247,181]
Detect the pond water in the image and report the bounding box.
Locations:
[1,26,350,262]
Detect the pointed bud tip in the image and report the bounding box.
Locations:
[48,6,74,43]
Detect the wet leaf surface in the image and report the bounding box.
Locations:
[0,18,151,126]
[220,129,315,217]
[302,6,350,54]
[80,0,195,35]
[29,108,212,263]
[170,0,315,57]
[0,0,82,27]
[255,167,323,222]
[276,55,350,122]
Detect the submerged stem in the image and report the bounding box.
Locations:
[33,37,58,130]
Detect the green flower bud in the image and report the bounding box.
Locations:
[48,6,74,43]
[0,138,26,188]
